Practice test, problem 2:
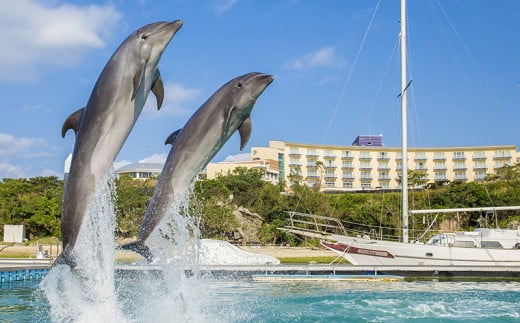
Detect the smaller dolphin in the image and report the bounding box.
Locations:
[122,72,274,261]
[58,20,183,266]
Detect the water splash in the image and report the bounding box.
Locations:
[40,174,220,322]
[40,171,126,322]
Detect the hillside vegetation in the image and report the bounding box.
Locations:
[1,164,520,244]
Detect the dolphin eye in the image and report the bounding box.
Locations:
[141,34,149,40]
[236,82,243,88]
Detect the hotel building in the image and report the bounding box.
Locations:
[241,136,519,191]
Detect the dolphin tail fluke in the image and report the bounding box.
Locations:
[52,252,77,268]
[119,240,154,263]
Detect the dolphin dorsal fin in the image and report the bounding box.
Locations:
[132,62,145,100]
[61,107,85,138]
[238,116,252,150]
[151,71,165,110]
[165,129,182,145]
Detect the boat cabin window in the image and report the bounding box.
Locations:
[453,241,475,248]
[481,241,503,249]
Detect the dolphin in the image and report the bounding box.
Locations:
[121,72,274,261]
[58,20,183,265]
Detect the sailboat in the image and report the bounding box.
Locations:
[281,0,520,267]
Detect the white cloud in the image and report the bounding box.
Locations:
[0,133,51,179]
[0,0,122,82]
[139,153,167,164]
[212,0,239,14]
[221,153,251,163]
[284,47,346,70]
[0,133,47,158]
[143,82,202,117]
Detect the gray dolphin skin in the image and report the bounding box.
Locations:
[58,20,183,265]
[122,72,274,261]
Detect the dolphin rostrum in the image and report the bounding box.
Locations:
[59,20,183,265]
[122,72,274,261]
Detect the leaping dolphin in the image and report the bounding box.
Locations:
[59,20,183,265]
[121,72,274,261]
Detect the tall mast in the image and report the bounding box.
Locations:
[400,0,409,243]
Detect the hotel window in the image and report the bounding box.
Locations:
[495,160,511,168]
[378,152,389,159]
[360,151,371,159]
[325,170,335,177]
[325,159,336,167]
[290,168,301,176]
[475,171,487,180]
[307,148,317,156]
[307,158,317,167]
[325,180,335,187]
[289,157,300,165]
[435,172,447,180]
[342,171,353,179]
[306,179,317,188]
[494,150,511,158]
[324,149,335,157]
[473,151,486,159]
[379,171,390,180]
[434,151,445,159]
[343,182,353,188]
[290,147,300,154]
[474,161,486,169]
[378,161,389,169]
[415,152,426,159]
[453,151,465,159]
[360,161,371,169]
[342,161,353,168]
[307,169,317,177]
[361,182,371,189]
[454,171,466,180]
[361,171,371,179]
[378,182,390,189]
[343,150,352,158]
[454,161,466,170]
[415,161,426,170]
[434,162,446,170]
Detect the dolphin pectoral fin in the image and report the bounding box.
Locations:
[120,240,154,263]
[132,62,145,100]
[151,73,165,110]
[165,129,182,145]
[61,107,85,138]
[238,116,252,150]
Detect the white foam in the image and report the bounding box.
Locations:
[199,239,280,265]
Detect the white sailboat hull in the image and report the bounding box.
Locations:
[323,235,520,266]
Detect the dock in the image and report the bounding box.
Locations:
[116,264,520,280]
[2,259,520,282]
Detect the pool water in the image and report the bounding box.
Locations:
[2,277,520,322]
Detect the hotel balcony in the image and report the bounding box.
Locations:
[473,166,488,171]
[323,155,337,159]
[472,155,487,160]
[360,177,373,182]
[452,157,466,161]
[433,156,447,161]
[289,152,302,157]
[342,176,354,181]
[289,163,302,167]
[342,166,354,170]
[341,155,354,160]
[377,155,390,161]
[433,167,447,171]
[493,155,511,160]
[378,176,391,181]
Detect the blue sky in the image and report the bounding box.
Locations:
[1,0,519,179]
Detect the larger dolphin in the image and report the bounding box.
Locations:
[59,20,183,264]
[122,72,274,261]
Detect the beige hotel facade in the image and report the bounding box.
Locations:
[224,137,520,191]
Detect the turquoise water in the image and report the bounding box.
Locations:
[2,277,520,322]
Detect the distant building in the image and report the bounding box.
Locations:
[115,163,163,179]
[249,139,519,191]
[206,159,279,184]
